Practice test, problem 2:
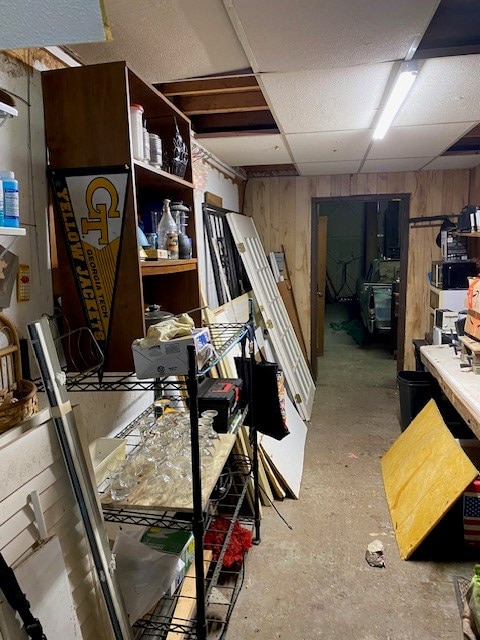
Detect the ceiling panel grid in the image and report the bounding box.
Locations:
[225,0,440,72]
[260,63,394,134]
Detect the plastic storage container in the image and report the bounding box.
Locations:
[397,369,474,437]
[0,171,19,227]
[397,371,435,432]
[129,103,144,161]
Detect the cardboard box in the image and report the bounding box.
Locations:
[141,527,194,593]
[468,277,480,313]
[465,309,480,341]
[144,248,168,259]
[132,327,210,378]
[457,440,480,547]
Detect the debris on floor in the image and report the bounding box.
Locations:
[330,319,367,346]
[365,540,386,568]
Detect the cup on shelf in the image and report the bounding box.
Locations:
[149,133,162,167]
[109,460,137,501]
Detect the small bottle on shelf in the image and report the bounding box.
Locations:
[157,199,178,257]
[0,171,19,228]
[171,202,192,259]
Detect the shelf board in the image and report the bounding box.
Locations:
[0,226,26,236]
[101,433,237,513]
[141,258,197,276]
[454,231,480,238]
[134,159,194,192]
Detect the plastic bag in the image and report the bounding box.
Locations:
[112,529,183,623]
[468,565,480,636]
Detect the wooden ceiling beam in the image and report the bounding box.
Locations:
[175,90,268,115]
[192,110,277,134]
[243,164,299,177]
[444,124,480,154]
[415,44,480,59]
[157,76,259,97]
[443,150,480,156]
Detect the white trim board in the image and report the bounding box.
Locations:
[226,212,315,420]
[260,395,307,499]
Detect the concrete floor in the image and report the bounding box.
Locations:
[227,305,475,640]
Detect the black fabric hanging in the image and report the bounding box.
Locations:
[0,551,47,639]
[234,337,289,441]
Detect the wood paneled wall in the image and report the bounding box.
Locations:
[244,170,471,370]
[470,165,480,203]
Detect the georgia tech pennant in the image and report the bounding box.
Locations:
[49,168,129,355]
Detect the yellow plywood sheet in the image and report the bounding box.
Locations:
[381,399,478,559]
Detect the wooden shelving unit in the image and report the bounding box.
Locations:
[133,159,194,191]
[140,258,197,276]
[454,231,480,238]
[42,62,200,371]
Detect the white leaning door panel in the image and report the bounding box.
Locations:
[226,212,315,420]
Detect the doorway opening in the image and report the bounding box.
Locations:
[310,194,410,380]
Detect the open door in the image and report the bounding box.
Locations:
[316,216,327,357]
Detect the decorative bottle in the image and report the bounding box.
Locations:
[171,202,192,259]
[157,199,178,257]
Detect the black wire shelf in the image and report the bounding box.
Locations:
[100,400,253,639]
[132,511,255,640]
[34,323,248,392]
[35,313,257,639]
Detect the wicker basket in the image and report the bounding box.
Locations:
[0,313,38,434]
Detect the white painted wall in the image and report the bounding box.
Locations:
[0,53,53,331]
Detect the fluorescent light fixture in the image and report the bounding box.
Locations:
[0,101,18,118]
[373,61,419,140]
[0,90,18,128]
[45,46,81,68]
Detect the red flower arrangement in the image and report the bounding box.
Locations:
[204,518,253,569]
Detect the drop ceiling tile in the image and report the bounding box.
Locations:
[369,122,477,160]
[200,134,291,166]
[287,130,372,163]
[297,160,361,176]
[361,158,434,173]
[395,55,480,126]
[422,155,480,170]
[261,63,394,134]
[229,0,439,72]
[0,0,106,49]
[70,0,249,82]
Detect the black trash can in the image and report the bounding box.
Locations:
[397,371,435,431]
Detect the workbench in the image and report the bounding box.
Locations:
[420,344,480,438]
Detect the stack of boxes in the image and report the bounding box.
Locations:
[465,277,480,340]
